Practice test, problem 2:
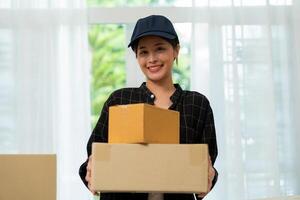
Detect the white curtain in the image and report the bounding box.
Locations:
[0,0,91,200]
[190,2,300,200]
[123,2,300,200]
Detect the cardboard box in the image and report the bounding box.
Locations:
[108,103,179,144]
[91,143,208,193]
[0,154,56,200]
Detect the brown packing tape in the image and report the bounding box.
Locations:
[189,144,208,166]
[93,143,208,164]
[91,143,111,191]
[93,143,111,161]
[189,144,209,193]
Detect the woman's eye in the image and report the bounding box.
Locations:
[156,47,166,51]
[139,51,147,55]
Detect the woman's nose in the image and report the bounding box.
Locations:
[148,53,157,63]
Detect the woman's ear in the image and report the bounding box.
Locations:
[173,44,180,65]
[174,44,180,59]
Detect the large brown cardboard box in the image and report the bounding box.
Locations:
[91,143,208,193]
[108,103,179,144]
[0,154,56,200]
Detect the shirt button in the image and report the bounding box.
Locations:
[150,94,155,99]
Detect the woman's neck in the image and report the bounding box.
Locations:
[146,80,175,94]
[146,79,176,109]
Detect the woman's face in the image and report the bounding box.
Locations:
[136,36,179,83]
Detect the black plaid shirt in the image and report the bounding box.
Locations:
[79,83,218,200]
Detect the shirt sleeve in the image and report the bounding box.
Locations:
[78,93,115,188]
[202,103,218,165]
[200,100,218,191]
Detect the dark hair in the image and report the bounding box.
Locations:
[132,37,179,55]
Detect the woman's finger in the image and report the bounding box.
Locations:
[198,193,206,198]
[208,166,215,181]
[87,158,92,171]
[88,182,99,196]
[85,170,90,182]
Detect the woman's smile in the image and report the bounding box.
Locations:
[147,64,163,73]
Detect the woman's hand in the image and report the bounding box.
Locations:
[85,155,99,195]
[197,155,215,198]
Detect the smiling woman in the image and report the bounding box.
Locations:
[80,15,218,200]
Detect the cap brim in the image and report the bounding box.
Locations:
[128,31,177,48]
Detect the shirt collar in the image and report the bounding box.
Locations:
[170,84,182,105]
[140,82,154,99]
[139,82,183,105]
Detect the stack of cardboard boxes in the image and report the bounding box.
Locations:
[91,103,208,193]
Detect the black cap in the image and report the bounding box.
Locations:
[128,15,179,49]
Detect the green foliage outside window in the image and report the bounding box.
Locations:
[173,54,190,89]
[89,24,126,128]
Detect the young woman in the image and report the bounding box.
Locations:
[79,15,218,200]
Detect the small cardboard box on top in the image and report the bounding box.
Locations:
[108,103,179,144]
[91,143,209,193]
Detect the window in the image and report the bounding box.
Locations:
[86,1,299,199]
